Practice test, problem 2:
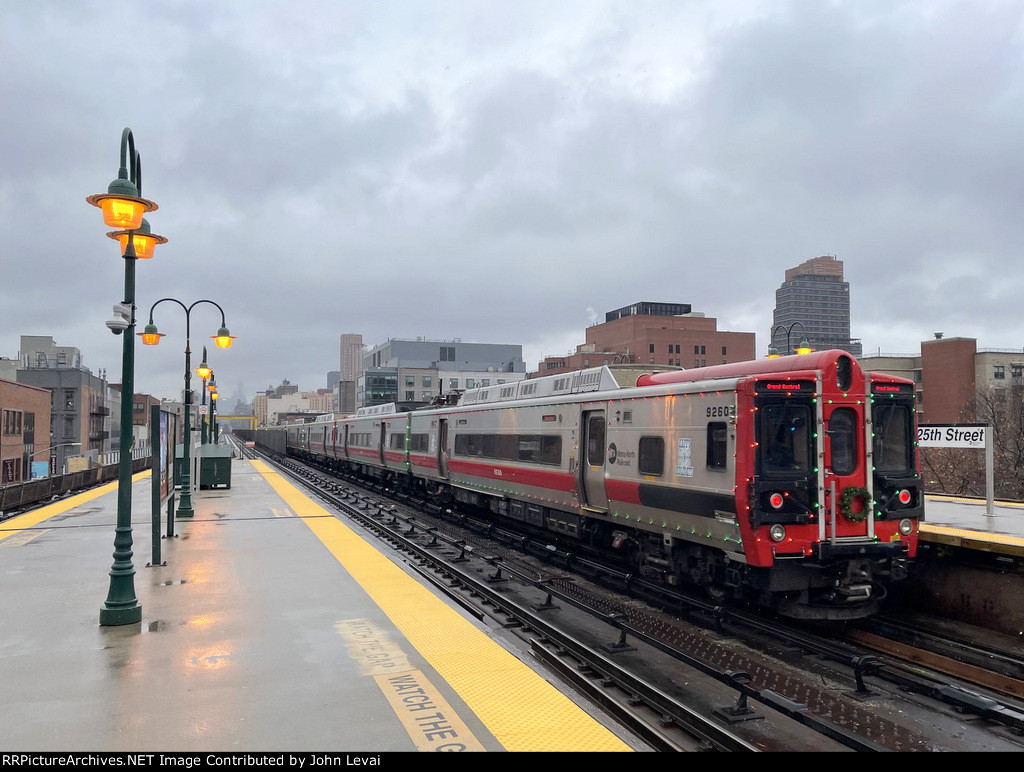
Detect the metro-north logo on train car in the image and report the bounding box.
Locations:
[608,443,635,466]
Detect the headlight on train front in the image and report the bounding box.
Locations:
[769,524,787,542]
[898,518,913,536]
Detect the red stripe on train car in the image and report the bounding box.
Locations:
[409,454,439,469]
[604,478,642,505]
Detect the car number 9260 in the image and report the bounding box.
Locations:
[706,405,735,418]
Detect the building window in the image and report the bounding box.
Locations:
[405,391,415,401]
[648,344,654,354]
[448,379,458,390]
[722,346,727,356]
[440,346,455,362]
[694,345,700,355]
[64,390,75,409]
[465,379,476,389]
[2,409,23,436]
[405,375,415,386]
[994,365,1005,379]
[481,379,490,387]
[422,376,431,387]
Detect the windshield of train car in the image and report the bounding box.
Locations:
[758,403,813,477]
[872,401,914,474]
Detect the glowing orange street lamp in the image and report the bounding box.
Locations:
[212,326,236,349]
[195,349,212,382]
[108,220,167,260]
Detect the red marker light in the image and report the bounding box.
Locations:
[897,489,911,505]
[769,493,785,509]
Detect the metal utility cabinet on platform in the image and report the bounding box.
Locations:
[199,443,232,489]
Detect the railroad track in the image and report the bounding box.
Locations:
[247,447,1024,752]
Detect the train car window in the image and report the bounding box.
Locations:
[836,355,853,391]
[454,433,562,465]
[760,405,813,476]
[587,416,605,466]
[873,403,913,474]
[706,422,728,470]
[540,435,562,465]
[827,408,857,475]
[518,436,541,463]
[409,433,429,453]
[497,434,517,460]
[638,437,664,476]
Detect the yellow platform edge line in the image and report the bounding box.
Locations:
[0,470,151,541]
[920,522,1024,553]
[250,461,632,753]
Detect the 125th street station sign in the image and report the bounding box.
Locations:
[917,424,988,448]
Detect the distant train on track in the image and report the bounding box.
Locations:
[253,350,922,621]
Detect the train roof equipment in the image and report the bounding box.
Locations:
[458,363,683,407]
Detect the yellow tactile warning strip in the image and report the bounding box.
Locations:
[919,523,1024,557]
[251,460,632,753]
[0,471,151,543]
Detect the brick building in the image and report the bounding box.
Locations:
[1,378,52,483]
[535,302,756,375]
[860,335,1024,423]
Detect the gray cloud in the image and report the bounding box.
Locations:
[2,1,1022,403]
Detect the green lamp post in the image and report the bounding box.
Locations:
[139,300,234,518]
[87,128,165,627]
[768,321,813,358]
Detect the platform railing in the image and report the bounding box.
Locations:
[0,455,151,514]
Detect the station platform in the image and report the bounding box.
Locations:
[920,494,1024,557]
[0,459,635,753]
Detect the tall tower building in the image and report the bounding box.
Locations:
[339,333,364,383]
[772,256,862,356]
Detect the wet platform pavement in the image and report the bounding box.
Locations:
[920,494,1024,553]
[0,459,634,753]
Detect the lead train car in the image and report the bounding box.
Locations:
[280,351,921,620]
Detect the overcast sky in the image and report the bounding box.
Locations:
[2,1,1022,405]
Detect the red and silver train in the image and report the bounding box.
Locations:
[268,350,921,620]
